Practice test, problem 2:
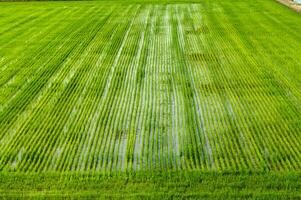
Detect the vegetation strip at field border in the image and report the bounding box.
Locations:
[0,171,300,198]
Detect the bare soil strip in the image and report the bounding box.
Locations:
[276,0,301,12]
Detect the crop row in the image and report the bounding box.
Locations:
[0,1,300,172]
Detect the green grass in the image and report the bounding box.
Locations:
[0,171,300,199]
[0,0,301,198]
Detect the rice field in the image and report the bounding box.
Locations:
[0,0,301,198]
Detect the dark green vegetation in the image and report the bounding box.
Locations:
[0,172,300,199]
[0,0,300,198]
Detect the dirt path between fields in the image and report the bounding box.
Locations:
[276,0,301,12]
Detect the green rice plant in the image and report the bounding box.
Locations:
[0,0,300,197]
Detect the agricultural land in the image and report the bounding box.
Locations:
[0,0,300,198]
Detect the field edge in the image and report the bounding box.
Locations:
[0,171,300,198]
